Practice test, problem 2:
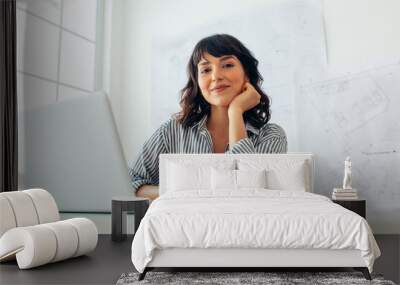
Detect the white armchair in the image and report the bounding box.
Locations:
[0,188,98,269]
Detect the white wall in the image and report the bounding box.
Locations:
[105,0,400,163]
[17,0,101,188]
[104,0,400,234]
[103,0,154,164]
[103,0,128,153]
[104,0,304,163]
[324,0,400,68]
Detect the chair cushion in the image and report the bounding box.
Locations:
[0,218,98,269]
[0,191,40,227]
[23,189,60,223]
[0,189,59,237]
[0,196,16,237]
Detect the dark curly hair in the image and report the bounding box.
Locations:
[174,34,271,129]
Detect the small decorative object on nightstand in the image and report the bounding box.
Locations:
[332,199,366,219]
[332,157,359,200]
[112,196,150,242]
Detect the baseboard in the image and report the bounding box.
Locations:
[59,212,135,234]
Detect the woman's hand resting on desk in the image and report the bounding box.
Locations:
[228,82,261,115]
[136,185,159,201]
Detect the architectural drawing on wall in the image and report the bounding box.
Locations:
[133,0,399,232]
[299,72,389,135]
[150,0,326,151]
[296,61,400,233]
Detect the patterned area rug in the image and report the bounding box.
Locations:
[116,271,396,285]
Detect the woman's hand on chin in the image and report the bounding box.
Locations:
[136,185,159,201]
[228,82,261,116]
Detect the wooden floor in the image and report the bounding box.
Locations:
[0,235,398,285]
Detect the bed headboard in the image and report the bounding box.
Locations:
[159,153,315,195]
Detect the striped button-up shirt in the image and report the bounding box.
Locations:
[129,115,287,192]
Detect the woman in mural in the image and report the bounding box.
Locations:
[129,34,287,200]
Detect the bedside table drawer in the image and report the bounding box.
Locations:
[332,200,366,218]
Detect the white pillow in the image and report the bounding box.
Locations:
[167,162,209,191]
[210,168,267,190]
[166,160,235,192]
[238,159,308,191]
[210,168,236,190]
[267,162,306,191]
[236,169,267,189]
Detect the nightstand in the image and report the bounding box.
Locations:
[332,199,366,218]
[111,196,150,242]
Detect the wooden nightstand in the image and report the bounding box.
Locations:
[332,199,366,218]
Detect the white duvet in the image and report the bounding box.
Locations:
[131,189,380,273]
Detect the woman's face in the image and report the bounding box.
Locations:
[197,53,247,108]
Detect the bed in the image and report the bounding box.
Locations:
[131,153,381,281]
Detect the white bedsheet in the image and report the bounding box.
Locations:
[131,189,380,273]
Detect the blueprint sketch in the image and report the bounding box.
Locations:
[296,62,400,233]
[299,71,389,134]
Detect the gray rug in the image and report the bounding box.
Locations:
[116,271,397,285]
